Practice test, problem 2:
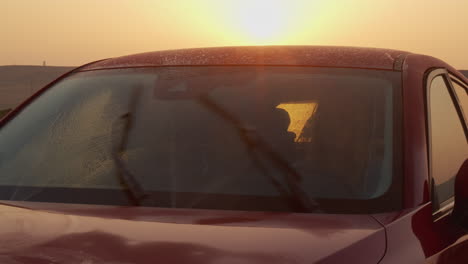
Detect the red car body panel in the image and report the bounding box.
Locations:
[400,54,468,209]
[373,203,468,264]
[0,201,386,263]
[370,53,468,263]
[1,46,468,263]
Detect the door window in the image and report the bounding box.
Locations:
[451,79,468,124]
[428,75,468,209]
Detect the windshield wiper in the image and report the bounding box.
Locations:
[112,85,148,205]
[197,94,320,213]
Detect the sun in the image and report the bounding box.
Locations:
[223,0,293,44]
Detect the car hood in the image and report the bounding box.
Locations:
[0,201,386,264]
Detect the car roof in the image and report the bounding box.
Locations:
[79,46,412,71]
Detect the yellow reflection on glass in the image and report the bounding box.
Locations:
[276,102,317,142]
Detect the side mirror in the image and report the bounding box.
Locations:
[453,159,468,229]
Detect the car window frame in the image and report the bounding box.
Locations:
[425,68,468,219]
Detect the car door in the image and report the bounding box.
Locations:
[425,69,468,263]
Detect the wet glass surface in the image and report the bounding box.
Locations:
[0,66,401,213]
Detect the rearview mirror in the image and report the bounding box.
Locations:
[453,159,468,229]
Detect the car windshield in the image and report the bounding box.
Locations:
[0,66,401,213]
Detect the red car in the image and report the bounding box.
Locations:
[0,46,467,263]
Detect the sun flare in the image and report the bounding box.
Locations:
[223,0,294,44]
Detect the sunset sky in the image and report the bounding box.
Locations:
[2,0,468,68]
